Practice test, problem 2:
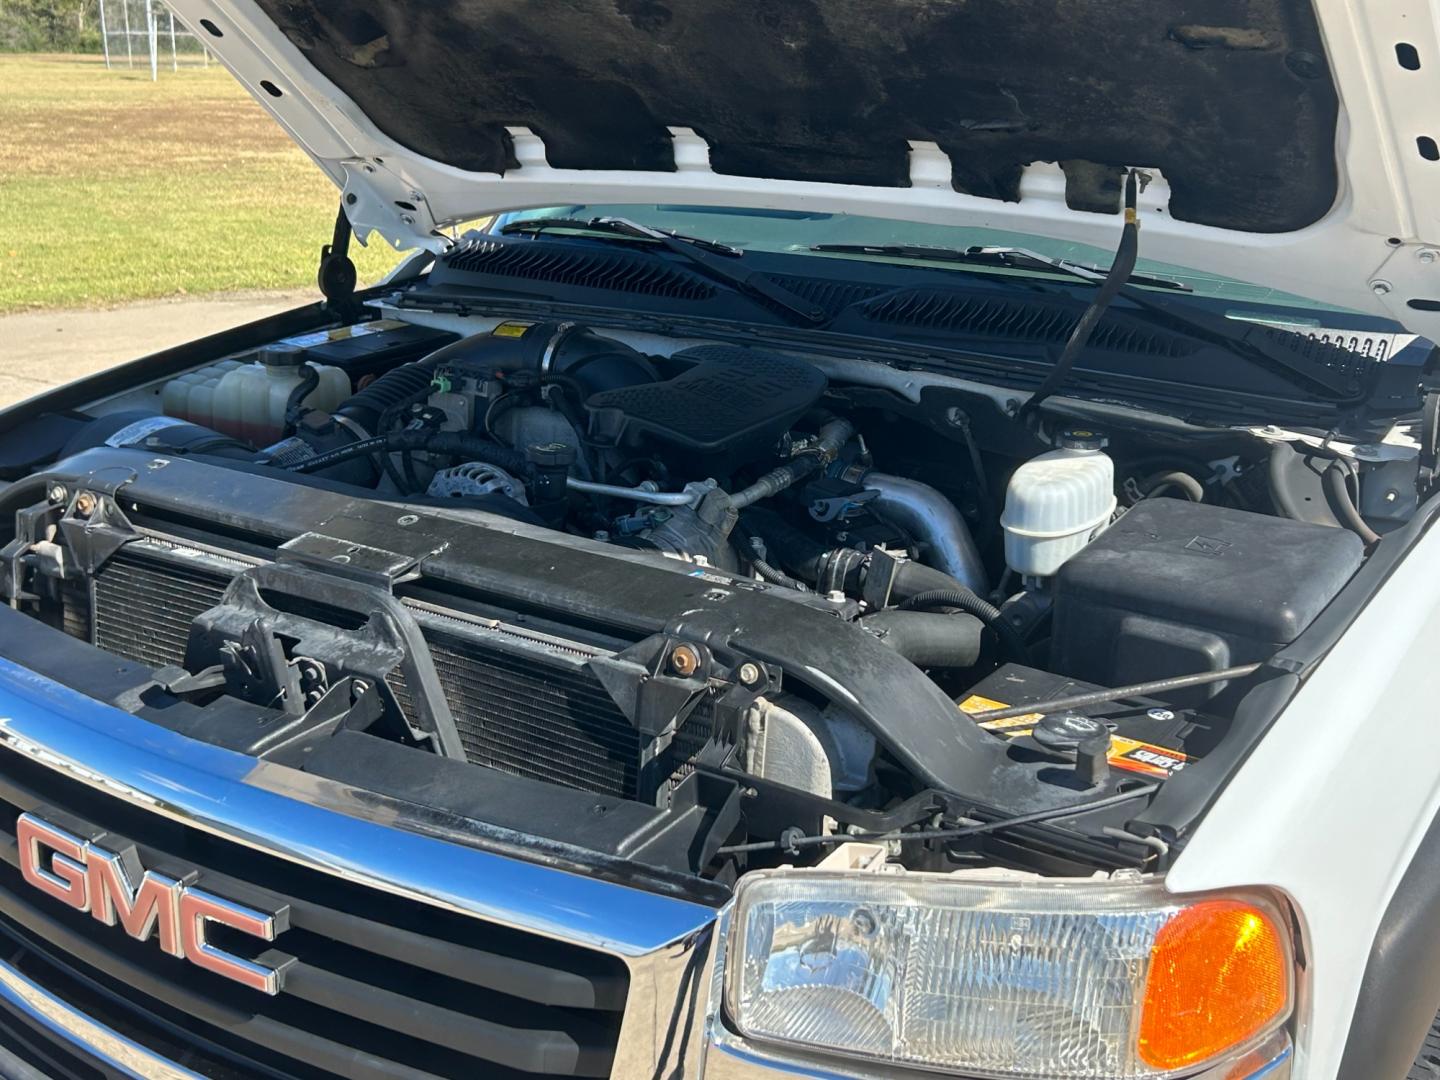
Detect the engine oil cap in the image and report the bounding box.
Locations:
[1032,711,1115,752]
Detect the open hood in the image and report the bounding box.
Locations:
[171,1,1440,338]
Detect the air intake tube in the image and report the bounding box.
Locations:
[854,470,988,592]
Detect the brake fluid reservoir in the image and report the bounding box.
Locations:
[208,346,350,446]
[1001,429,1116,578]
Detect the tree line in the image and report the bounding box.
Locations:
[1,0,102,53]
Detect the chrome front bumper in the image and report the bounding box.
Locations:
[0,952,205,1080]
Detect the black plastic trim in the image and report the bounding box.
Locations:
[1337,804,1440,1080]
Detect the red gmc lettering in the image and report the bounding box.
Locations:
[85,844,185,958]
[16,814,89,912]
[15,812,284,994]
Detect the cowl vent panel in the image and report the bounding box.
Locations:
[858,290,1194,358]
[440,238,718,301]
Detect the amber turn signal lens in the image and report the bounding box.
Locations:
[1138,898,1290,1070]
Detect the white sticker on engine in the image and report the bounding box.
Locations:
[103,415,191,448]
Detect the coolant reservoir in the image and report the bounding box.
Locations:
[1001,430,1116,578]
[160,359,245,426]
[164,347,350,447]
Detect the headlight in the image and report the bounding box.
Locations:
[725,871,1293,1078]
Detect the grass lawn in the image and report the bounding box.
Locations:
[0,54,404,314]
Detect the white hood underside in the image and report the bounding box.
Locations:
[170,0,1440,340]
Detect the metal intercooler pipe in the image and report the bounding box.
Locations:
[857,471,988,592]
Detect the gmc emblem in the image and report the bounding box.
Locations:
[16,812,288,995]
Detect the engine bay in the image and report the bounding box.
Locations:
[0,305,1432,891]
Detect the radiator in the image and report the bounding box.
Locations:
[82,539,708,802]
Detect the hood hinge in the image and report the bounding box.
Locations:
[317,203,360,317]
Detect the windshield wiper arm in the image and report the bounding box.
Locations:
[503,215,743,255]
[817,240,1363,400]
[809,242,1191,292]
[501,216,829,324]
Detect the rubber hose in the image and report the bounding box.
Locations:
[287,430,534,478]
[282,362,319,437]
[1267,441,1310,521]
[742,512,985,601]
[740,509,867,592]
[287,434,386,474]
[728,418,855,510]
[752,555,810,592]
[888,560,978,602]
[732,521,812,592]
[728,457,822,511]
[1324,459,1382,546]
[334,358,439,434]
[860,610,985,669]
[898,587,1032,664]
[1140,469,1205,502]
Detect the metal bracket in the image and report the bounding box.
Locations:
[188,563,467,760]
[279,512,450,589]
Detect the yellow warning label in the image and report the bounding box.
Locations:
[281,320,406,349]
[957,694,1042,733]
[491,321,533,338]
[1106,736,1187,778]
[960,692,1188,778]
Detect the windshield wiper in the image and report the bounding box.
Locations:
[819,237,1365,401]
[809,242,1191,292]
[501,216,829,324]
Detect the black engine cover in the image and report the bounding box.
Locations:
[585,345,826,470]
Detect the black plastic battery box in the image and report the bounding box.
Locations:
[959,662,1222,781]
[272,319,458,383]
[1051,498,1364,702]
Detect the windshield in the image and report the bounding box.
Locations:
[493,204,1361,318]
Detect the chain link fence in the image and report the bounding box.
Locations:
[97,0,212,78]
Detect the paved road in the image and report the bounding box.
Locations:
[0,290,315,407]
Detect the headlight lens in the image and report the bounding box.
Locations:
[725,872,1292,1079]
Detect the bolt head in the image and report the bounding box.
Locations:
[670,644,701,678]
[1420,249,1439,265]
[46,483,67,504]
[72,492,97,517]
[1371,279,1393,295]
[396,514,419,526]
[738,662,762,686]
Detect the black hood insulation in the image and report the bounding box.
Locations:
[254,0,1339,232]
